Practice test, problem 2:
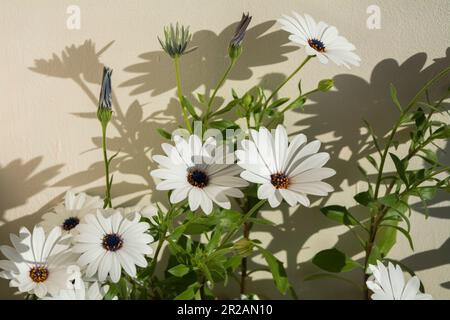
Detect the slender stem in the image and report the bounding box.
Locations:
[262,55,312,113]
[173,57,192,133]
[240,221,251,295]
[101,122,112,208]
[220,199,267,247]
[205,58,236,121]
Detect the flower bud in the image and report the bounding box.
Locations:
[97,66,113,124]
[158,23,197,59]
[318,79,334,92]
[233,238,254,257]
[228,13,252,60]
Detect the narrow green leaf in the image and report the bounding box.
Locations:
[180,96,199,119]
[168,264,190,277]
[257,246,289,294]
[320,205,359,226]
[157,128,172,140]
[175,282,200,300]
[389,153,408,184]
[390,83,403,112]
[379,224,414,251]
[268,97,290,109]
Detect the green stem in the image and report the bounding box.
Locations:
[173,57,192,133]
[262,55,312,113]
[220,199,267,247]
[205,58,236,121]
[101,122,112,208]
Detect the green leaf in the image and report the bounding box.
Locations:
[212,99,239,116]
[390,153,408,184]
[354,191,373,207]
[312,248,362,273]
[419,149,438,165]
[157,128,172,140]
[257,246,289,294]
[168,264,190,277]
[390,83,403,112]
[268,97,290,110]
[197,93,205,104]
[320,205,359,226]
[379,224,414,251]
[433,125,450,139]
[209,120,239,130]
[366,155,378,170]
[376,221,398,256]
[180,96,199,119]
[416,186,437,201]
[175,282,200,300]
[284,96,306,112]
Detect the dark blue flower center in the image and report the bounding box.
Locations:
[29,265,49,283]
[270,172,289,189]
[62,217,80,231]
[187,169,209,188]
[308,38,326,52]
[102,234,123,251]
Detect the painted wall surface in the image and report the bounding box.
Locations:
[0,0,449,299]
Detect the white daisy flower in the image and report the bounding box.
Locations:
[236,125,335,208]
[366,260,432,300]
[72,209,153,283]
[150,134,248,214]
[40,190,103,234]
[43,280,109,300]
[0,226,79,298]
[278,12,360,68]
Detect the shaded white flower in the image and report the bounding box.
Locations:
[366,261,432,300]
[72,210,153,283]
[150,134,248,214]
[236,125,335,208]
[0,226,79,298]
[43,280,109,300]
[278,12,360,68]
[40,190,103,234]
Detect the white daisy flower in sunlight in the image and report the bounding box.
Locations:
[0,226,79,298]
[366,261,432,300]
[43,280,109,300]
[236,125,335,208]
[40,190,103,234]
[150,134,248,214]
[72,210,153,283]
[278,12,360,68]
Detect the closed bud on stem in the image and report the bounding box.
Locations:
[158,23,197,59]
[233,238,254,257]
[97,66,113,125]
[318,79,334,92]
[228,13,252,61]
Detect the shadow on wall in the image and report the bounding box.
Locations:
[0,18,448,298]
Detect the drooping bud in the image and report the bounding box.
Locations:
[228,13,252,60]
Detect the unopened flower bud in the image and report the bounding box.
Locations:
[158,23,197,59]
[228,13,252,60]
[233,238,254,257]
[97,66,113,124]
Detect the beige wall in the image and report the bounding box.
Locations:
[0,0,449,299]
